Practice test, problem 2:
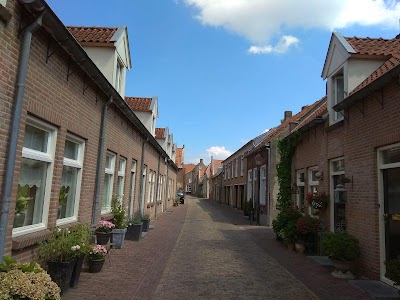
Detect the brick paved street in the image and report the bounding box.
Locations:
[62,196,372,299]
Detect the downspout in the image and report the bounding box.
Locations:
[266,143,271,226]
[154,155,161,219]
[92,96,113,224]
[138,138,148,213]
[165,160,170,209]
[0,9,44,260]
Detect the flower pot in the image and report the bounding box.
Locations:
[88,258,105,273]
[330,258,355,279]
[112,228,127,248]
[125,223,143,241]
[70,254,85,288]
[142,219,150,232]
[13,212,25,228]
[47,259,76,296]
[96,231,111,245]
[286,242,295,251]
[295,242,306,254]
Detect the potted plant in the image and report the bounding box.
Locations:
[272,208,302,241]
[281,220,298,250]
[320,231,360,279]
[58,185,69,219]
[37,227,83,296]
[13,184,32,228]
[385,256,400,290]
[95,220,115,245]
[87,245,108,273]
[111,196,127,248]
[295,216,320,254]
[305,192,328,210]
[142,212,150,232]
[0,256,61,299]
[125,212,143,241]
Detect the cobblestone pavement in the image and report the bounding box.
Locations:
[153,197,318,300]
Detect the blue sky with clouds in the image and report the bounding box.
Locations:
[46,0,400,164]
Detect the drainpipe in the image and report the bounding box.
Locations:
[0,9,44,260]
[266,143,271,226]
[92,96,113,224]
[165,160,170,210]
[154,155,161,219]
[138,138,148,213]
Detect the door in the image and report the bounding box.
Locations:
[383,168,400,262]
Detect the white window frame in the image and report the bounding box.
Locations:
[259,165,267,205]
[102,151,116,214]
[296,169,305,213]
[117,156,126,198]
[115,57,125,95]
[308,166,319,215]
[151,171,156,203]
[129,160,137,217]
[241,155,244,176]
[13,117,57,237]
[235,158,238,177]
[253,168,257,207]
[330,157,345,231]
[228,163,230,179]
[147,170,153,204]
[56,134,85,226]
[247,170,252,202]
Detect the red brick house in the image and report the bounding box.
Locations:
[288,32,400,282]
[0,0,178,261]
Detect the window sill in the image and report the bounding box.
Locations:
[12,229,52,250]
[326,119,344,132]
[0,4,11,24]
[101,213,113,221]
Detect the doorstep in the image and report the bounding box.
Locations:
[308,255,333,269]
[349,280,400,300]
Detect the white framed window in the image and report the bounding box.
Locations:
[231,162,234,179]
[308,167,319,215]
[115,58,125,95]
[57,134,85,225]
[330,158,346,232]
[102,151,116,213]
[151,171,156,203]
[296,169,305,213]
[117,156,126,198]
[253,168,257,207]
[235,158,238,177]
[147,170,152,204]
[259,165,267,205]
[129,160,137,217]
[247,170,252,202]
[13,117,57,237]
[141,165,147,209]
[228,163,230,179]
[333,75,344,121]
[241,155,244,176]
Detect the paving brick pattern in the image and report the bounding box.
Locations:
[153,197,318,300]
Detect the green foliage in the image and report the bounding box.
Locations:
[15,184,32,213]
[0,256,41,274]
[112,196,127,229]
[272,208,302,237]
[141,212,150,220]
[281,220,298,244]
[320,231,360,261]
[128,211,143,225]
[295,215,320,241]
[385,256,400,285]
[58,186,69,206]
[276,136,300,211]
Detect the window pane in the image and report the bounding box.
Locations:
[64,140,78,160]
[102,174,112,210]
[119,158,125,172]
[382,147,400,164]
[117,176,124,197]
[106,155,112,169]
[58,166,78,219]
[23,124,48,152]
[333,159,345,172]
[335,77,344,103]
[299,172,305,183]
[311,170,318,181]
[15,158,47,228]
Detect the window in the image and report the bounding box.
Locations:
[247,170,252,202]
[308,167,319,215]
[296,170,305,213]
[13,117,57,236]
[57,134,85,224]
[235,158,238,177]
[129,160,137,216]
[102,152,115,213]
[151,171,156,203]
[241,155,244,176]
[147,170,152,204]
[330,158,346,232]
[259,165,267,205]
[231,162,234,179]
[115,59,125,95]
[333,75,344,122]
[141,165,147,209]
[228,163,230,179]
[253,168,257,207]
[117,157,126,198]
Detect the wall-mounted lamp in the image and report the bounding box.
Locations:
[334,183,347,203]
[315,171,323,181]
[291,183,299,194]
[340,176,352,184]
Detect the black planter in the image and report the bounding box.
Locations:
[70,254,85,288]
[125,223,143,241]
[96,232,111,245]
[88,258,105,273]
[47,259,76,296]
[142,219,150,232]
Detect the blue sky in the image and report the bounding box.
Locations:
[45,0,400,164]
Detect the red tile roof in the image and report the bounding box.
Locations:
[291,97,327,132]
[125,97,153,112]
[176,148,184,168]
[67,26,117,44]
[184,164,195,174]
[344,36,399,57]
[155,128,165,139]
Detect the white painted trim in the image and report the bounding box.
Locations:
[329,157,345,232]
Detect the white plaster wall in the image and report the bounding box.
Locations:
[348,58,386,92]
[83,47,115,85]
[134,111,152,133]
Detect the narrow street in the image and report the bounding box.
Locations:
[63,196,370,300]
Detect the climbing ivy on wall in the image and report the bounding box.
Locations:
[276,134,300,211]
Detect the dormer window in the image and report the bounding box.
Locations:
[333,74,345,122]
[115,59,125,95]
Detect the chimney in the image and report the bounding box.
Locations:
[284,111,292,121]
[301,106,308,111]
[200,159,203,164]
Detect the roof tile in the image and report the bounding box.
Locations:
[155,128,165,139]
[67,26,117,44]
[125,97,153,112]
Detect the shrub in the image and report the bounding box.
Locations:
[295,215,320,241]
[272,208,302,238]
[320,231,360,261]
[112,196,127,229]
[281,220,297,244]
[385,256,400,285]
[128,211,143,225]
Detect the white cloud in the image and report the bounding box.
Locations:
[185,0,400,53]
[206,146,232,159]
[248,35,299,54]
